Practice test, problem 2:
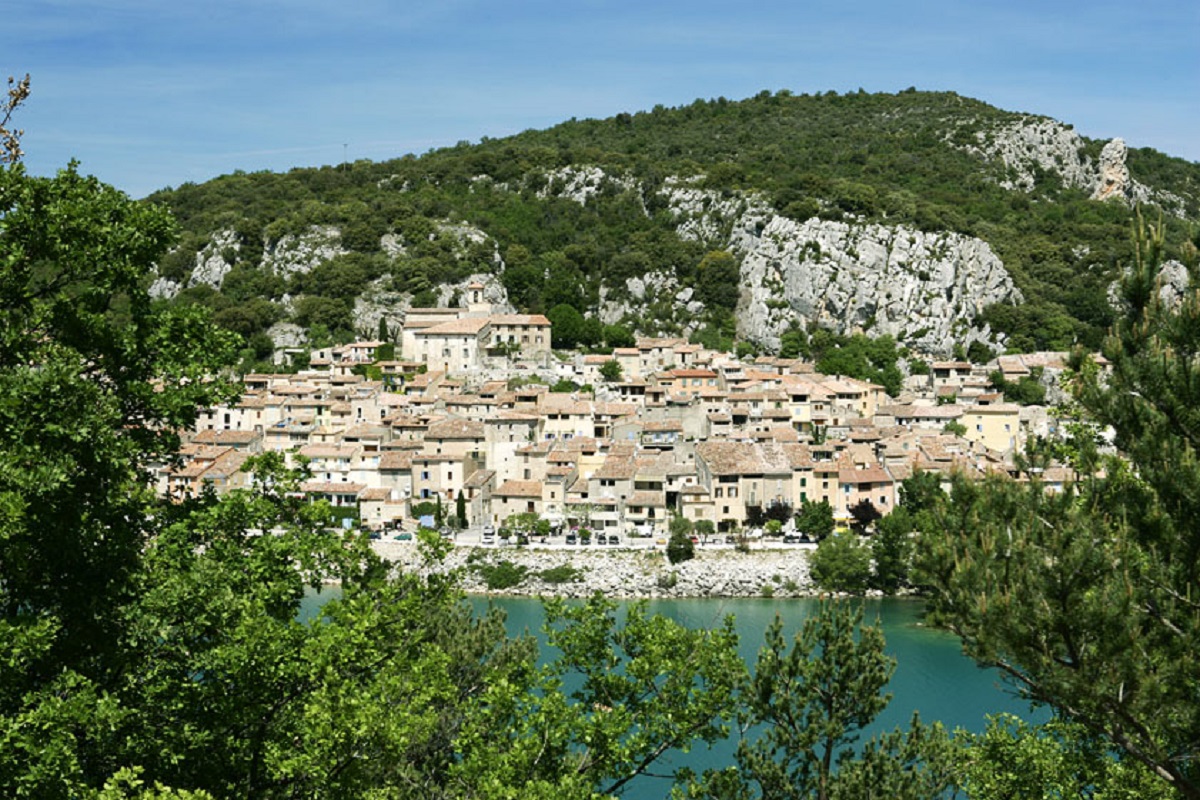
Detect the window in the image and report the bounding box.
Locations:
[420,470,430,481]
[714,488,723,498]
[728,487,738,498]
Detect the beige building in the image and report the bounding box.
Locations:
[960,402,1022,454]
[402,317,492,375]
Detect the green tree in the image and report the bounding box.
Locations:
[871,507,914,594]
[667,528,696,564]
[602,323,635,349]
[957,714,1169,800]
[685,602,955,800]
[695,251,740,310]
[455,491,468,528]
[847,498,881,534]
[794,499,835,541]
[547,303,586,349]
[920,218,1200,798]
[808,531,871,594]
[599,359,623,382]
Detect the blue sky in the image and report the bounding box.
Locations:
[6,0,1197,198]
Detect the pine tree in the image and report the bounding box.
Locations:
[920,215,1200,798]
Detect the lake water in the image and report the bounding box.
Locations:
[304,591,1039,798]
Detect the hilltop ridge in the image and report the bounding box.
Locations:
[145,89,1200,367]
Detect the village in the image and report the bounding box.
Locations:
[163,282,1086,547]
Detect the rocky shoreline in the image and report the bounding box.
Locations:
[370,541,818,599]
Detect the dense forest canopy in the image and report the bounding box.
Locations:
[146,89,1200,366]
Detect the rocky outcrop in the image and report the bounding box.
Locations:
[658,183,1020,355]
[732,215,1019,355]
[261,225,345,279]
[953,120,1186,215]
[1109,259,1192,314]
[187,229,240,289]
[540,166,641,206]
[959,118,1094,193]
[1092,138,1133,202]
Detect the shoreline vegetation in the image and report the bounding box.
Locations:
[369,540,834,599]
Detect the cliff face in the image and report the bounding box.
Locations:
[730,214,1019,355]
[658,181,1021,355]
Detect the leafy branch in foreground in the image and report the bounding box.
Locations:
[681,601,957,800]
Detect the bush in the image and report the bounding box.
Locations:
[539,564,583,584]
[472,559,529,590]
[666,530,695,564]
[809,532,871,594]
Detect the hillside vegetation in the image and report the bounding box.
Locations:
[146,89,1200,368]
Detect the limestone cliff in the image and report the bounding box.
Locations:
[658,181,1020,354]
[951,118,1185,214]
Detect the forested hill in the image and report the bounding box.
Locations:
[145,89,1200,369]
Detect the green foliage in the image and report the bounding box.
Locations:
[942,420,967,436]
[455,491,467,528]
[808,531,872,594]
[548,303,588,349]
[847,499,882,534]
[599,359,623,382]
[472,558,530,590]
[538,564,584,585]
[794,498,835,540]
[989,367,1048,406]
[871,508,914,594]
[919,216,1200,798]
[140,89,1200,357]
[695,251,740,310]
[0,162,241,681]
[684,601,956,800]
[602,324,635,349]
[811,330,903,396]
[667,529,696,564]
[669,514,695,538]
[957,714,1169,800]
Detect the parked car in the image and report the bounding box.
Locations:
[481,530,495,545]
[783,533,801,544]
[565,531,577,545]
[394,531,412,541]
[607,535,620,546]
[596,533,607,545]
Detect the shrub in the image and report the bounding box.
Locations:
[666,531,695,564]
[472,559,529,591]
[539,564,583,584]
[809,532,871,594]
